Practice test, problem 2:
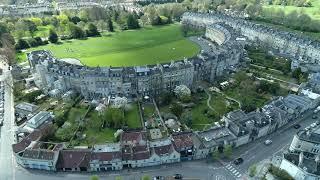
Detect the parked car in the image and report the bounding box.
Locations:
[153,176,165,180]
[233,158,244,165]
[312,115,318,119]
[174,174,183,179]
[264,140,272,145]
[293,124,301,129]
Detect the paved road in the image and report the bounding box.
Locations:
[0,62,16,180]
[231,110,318,173]
[14,161,236,180]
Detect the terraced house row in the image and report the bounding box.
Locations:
[182,12,320,72]
[11,88,320,171]
[27,20,245,100]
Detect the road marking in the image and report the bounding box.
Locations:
[231,169,237,173]
[234,172,239,176]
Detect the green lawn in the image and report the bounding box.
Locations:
[125,104,142,128]
[263,0,320,20]
[20,24,200,67]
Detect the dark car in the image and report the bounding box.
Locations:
[153,176,165,180]
[174,174,183,179]
[313,115,318,119]
[233,158,244,165]
[294,124,301,129]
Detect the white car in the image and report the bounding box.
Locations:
[264,140,272,145]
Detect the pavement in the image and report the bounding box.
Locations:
[0,61,16,180]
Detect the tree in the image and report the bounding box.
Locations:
[127,14,140,29]
[15,39,30,50]
[86,23,100,37]
[181,112,192,127]
[159,91,173,105]
[70,16,81,24]
[211,149,220,161]
[34,37,43,46]
[48,29,58,43]
[223,145,232,159]
[107,18,114,32]
[171,103,183,118]
[141,175,151,180]
[69,24,85,39]
[174,85,191,101]
[90,175,99,180]
[104,108,125,129]
[249,165,257,177]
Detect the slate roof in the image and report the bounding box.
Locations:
[22,149,56,160]
[90,151,122,162]
[172,132,194,151]
[56,149,91,169]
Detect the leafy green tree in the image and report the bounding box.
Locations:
[48,29,58,43]
[115,176,123,180]
[223,145,232,159]
[171,103,183,118]
[90,175,99,180]
[104,108,125,129]
[141,175,151,180]
[127,14,140,29]
[15,39,30,50]
[107,18,114,32]
[86,23,100,37]
[211,149,220,161]
[249,165,257,177]
[181,112,192,127]
[70,16,81,24]
[69,24,85,39]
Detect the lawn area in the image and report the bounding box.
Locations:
[82,128,116,145]
[263,0,320,20]
[125,103,142,128]
[19,24,200,67]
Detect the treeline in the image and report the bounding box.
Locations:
[258,8,320,33]
[0,23,15,65]
[267,0,312,7]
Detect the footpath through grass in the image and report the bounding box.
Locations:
[20,24,200,67]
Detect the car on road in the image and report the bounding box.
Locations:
[174,174,183,179]
[264,139,272,145]
[153,176,165,180]
[294,124,301,129]
[0,119,3,126]
[233,158,244,165]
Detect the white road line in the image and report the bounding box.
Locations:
[237,174,242,178]
[231,169,237,174]
[234,172,239,176]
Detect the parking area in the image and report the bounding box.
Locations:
[0,81,4,126]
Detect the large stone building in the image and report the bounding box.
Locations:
[182,12,320,72]
[280,125,320,179]
[27,22,245,100]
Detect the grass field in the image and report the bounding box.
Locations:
[20,24,200,67]
[263,0,320,20]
